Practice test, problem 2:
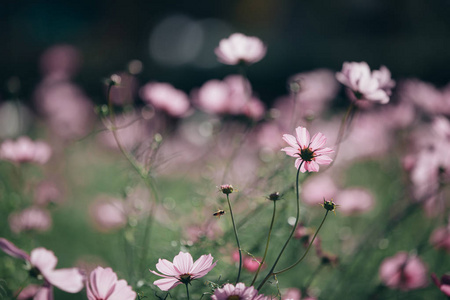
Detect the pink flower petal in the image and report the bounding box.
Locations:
[107,279,137,300]
[281,147,298,157]
[45,268,84,293]
[295,127,310,148]
[309,132,327,150]
[89,267,117,298]
[155,259,179,277]
[173,252,193,274]
[34,285,53,300]
[0,238,30,261]
[315,155,333,165]
[153,277,181,291]
[282,134,299,149]
[30,248,58,274]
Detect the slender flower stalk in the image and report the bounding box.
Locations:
[250,199,277,286]
[274,211,329,275]
[328,101,356,167]
[185,283,190,300]
[257,165,301,290]
[226,192,243,284]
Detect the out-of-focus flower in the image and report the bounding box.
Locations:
[86,266,136,300]
[34,180,63,206]
[184,220,223,244]
[9,207,52,234]
[243,256,262,272]
[0,137,51,164]
[334,188,374,215]
[192,75,265,120]
[282,288,301,300]
[34,81,95,140]
[379,252,428,291]
[149,251,216,291]
[39,44,81,81]
[301,174,338,206]
[212,282,269,300]
[0,238,84,295]
[430,224,450,252]
[336,62,394,104]
[90,197,127,232]
[16,284,41,300]
[431,273,450,297]
[108,72,138,105]
[140,82,190,117]
[281,126,334,172]
[215,33,266,65]
[398,79,450,115]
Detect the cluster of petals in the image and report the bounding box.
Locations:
[192,75,265,120]
[281,126,333,172]
[212,282,269,300]
[0,136,51,164]
[336,62,395,104]
[149,251,216,291]
[86,266,136,300]
[140,82,190,117]
[9,207,52,234]
[215,33,266,65]
[379,252,428,291]
[431,273,450,297]
[0,238,84,297]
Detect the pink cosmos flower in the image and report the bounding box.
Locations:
[86,266,136,300]
[0,238,84,297]
[215,33,267,65]
[430,225,450,252]
[431,273,450,297]
[140,82,190,117]
[16,284,41,300]
[301,174,338,206]
[336,62,394,104]
[9,207,52,234]
[333,188,374,215]
[212,283,269,300]
[243,256,263,272]
[379,252,428,291]
[281,126,334,172]
[0,136,51,164]
[89,197,127,232]
[149,251,216,291]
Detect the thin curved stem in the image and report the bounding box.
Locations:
[226,194,242,284]
[185,283,190,300]
[250,200,277,286]
[274,211,329,275]
[257,164,302,291]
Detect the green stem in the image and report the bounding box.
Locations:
[274,211,329,275]
[250,200,277,286]
[226,193,242,284]
[257,165,301,291]
[329,101,356,168]
[185,283,190,300]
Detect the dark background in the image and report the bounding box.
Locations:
[1,0,450,106]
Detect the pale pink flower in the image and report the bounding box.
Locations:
[90,198,127,232]
[108,72,138,105]
[281,126,334,172]
[212,282,269,300]
[215,33,267,65]
[16,284,41,300]
[0,137,51,164]
[430,225,450,252]
[34,180,62,206]
[372,65,396,95]
[243,256,262,272]
[9,207,52,234]
[431,273,450,297]
[149,251,216,291]
[0,238,84,295]
[301,174,338,206]
[379,252,428,291]
[336,62,393,104]
[334,188,374,215]
[86,266,136,300]
[140,82,190,117]
[282,288,301,300]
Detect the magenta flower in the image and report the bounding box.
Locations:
[215,33,267,65]
[0,238,84,296]
[149,251,216,291]
[336,62,394,104]
[379,252,428,291]
[86,266,136,300]
[0,136,51,164]
[431,273,450,297]
[212,283,269,300]
[281,126,334,172]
